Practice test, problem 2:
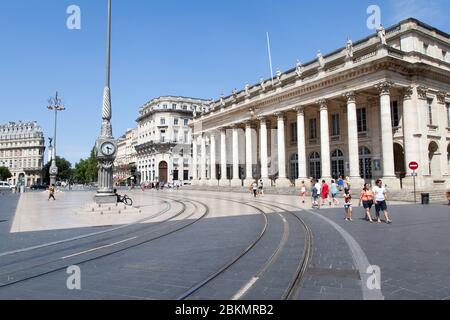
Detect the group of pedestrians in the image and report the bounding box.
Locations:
[305,177,393,224]
[305,176,350,209]
[249,179,265,198]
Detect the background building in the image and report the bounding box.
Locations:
[191,18,450,193]
[0,121,45,186]
[113,128,138,186]
[135,96,209,185]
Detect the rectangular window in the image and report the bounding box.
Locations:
[174,118,179,126]
[173,130,178,142]
[291,122,297,143]
[184,119,189,126]
[160,118,166,125]
[391,101,399,127]
[163,104,168,110]
[184,131,189,143]
[172,104,177,110]
[160,130,166,143]
[443,50,447,61]
[309,119,317,139]
[331,114,340,136]
[446,103,450,128]
[183,105,188,111]
[423,43,429,54]
[357,108,367,132]
[427,98,433,125]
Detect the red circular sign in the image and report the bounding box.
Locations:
[409,162,419,170]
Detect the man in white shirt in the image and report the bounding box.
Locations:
[315,180,322,206]
[372,179,392,224]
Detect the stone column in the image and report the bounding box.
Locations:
[231,125,242,187]
[318,99,331,180]
[209,132,218,186]
[402,87,420,178]
[219,128,229,187]
[259,117,271,186]
[244,121,254,185]
[416,86,431,181]
[376,81,396,179]
[200,134,207,184]
[275,113,291,187]
[294,106,307,186]
[437,92,449,178]
[192,135,198,183]
[343,92,362,183]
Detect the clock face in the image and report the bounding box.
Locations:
[101,142,116,156]
[50,167,58,175]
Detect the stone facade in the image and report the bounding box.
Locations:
[113,128,138,185]
[0,121,45,186]
[191,18,450,192]
[136,96,210,185]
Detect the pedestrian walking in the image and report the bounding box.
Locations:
[258,179,264,196]
[252,181,258,198]
[359,183,374,223]
[299,181,307,204]
[321,180,330,206]
[48,184,56,201]
[338,175,344,192]
[314,179,322,207]
[330,180,339,206]
[373,179,392,224]
[343,189,353,221]
[344,176,352,192]
[311,179,320,209]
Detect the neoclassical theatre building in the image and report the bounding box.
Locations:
[191,18,450,192]
[136,96,210,185]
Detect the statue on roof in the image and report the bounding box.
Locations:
[260,78,266,91]
[346,38,354,59]
[377,24,387,45]
[296,60,304,78]
[317,50,325,69]
[245,84,250,97]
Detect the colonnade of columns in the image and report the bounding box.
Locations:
[192,82,399,187]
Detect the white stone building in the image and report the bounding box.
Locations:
[136,96,210,185]
[0,121,45,186]
[191,19,450,192]
[113,128,138,185]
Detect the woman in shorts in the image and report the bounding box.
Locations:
[343,189,353,222]
[359,183,374,223]
[299,181,307,204]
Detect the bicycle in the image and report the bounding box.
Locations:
[118,194,133,206]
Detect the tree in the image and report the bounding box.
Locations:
[72,148,98,184]
[42,157,73,184]
[0,167,12,181]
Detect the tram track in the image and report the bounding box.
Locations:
[0,196,209,289]
[176,196,313,301]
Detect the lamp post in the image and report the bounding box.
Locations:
[47,92,65,187]
[95,0,118,203]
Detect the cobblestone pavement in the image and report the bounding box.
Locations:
[0,189,448,300]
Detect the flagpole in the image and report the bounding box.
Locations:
[266,32,274,86]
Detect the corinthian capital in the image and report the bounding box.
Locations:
[343,91,356,103]
[317,99,328,111]
[293,104,305,115]
[375,81,394,95]
[417,86,429,100]
[403,86,414,100]
[437,92,447,104]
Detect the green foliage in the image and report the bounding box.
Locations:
[0,167,12,181]
[72,148,98,184]
[42,157,73,184]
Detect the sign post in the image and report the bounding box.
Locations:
[409,162,419,203]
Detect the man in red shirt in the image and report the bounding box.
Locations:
[321,180,330,206]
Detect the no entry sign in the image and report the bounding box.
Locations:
[409,162,419,171]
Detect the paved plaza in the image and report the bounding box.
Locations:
[0,189,449,300]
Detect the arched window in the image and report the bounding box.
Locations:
[359,147,372,179]
[309,152,321,180]
[331,149,345,180]
[289,154,299,180]
[428,141,440,178]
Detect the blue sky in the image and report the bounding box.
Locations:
[0,0,449,165]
